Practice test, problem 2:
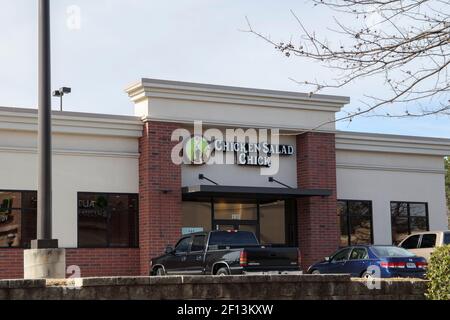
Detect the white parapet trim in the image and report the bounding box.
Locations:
[336,162,446,175]
[0,106,143,138]
[336,131,450,156]
[0,146,139,159]
[125,78,350,131]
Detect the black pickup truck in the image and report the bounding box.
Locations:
[150,230,300,276]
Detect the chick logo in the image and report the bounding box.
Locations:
[185,136,211,165]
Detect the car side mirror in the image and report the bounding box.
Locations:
[324,257,330,262]
[165,246,174,254]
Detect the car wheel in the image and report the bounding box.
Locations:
[216,267,230,276]
[155,267,165,276]
[311,270,320,275]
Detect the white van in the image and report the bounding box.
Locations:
[398,231,450,261]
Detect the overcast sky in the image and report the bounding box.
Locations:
[1,0,449,138]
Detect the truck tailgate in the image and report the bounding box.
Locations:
[244,247,299,268]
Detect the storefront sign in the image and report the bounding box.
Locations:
[185,137,294,168]
[214,140,294,156]
[172,122,293,175]
[214,140,294,167]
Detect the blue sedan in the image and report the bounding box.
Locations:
[307,245,427,278]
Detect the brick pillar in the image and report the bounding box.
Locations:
[139,121,182,275]
[296,132,339,271]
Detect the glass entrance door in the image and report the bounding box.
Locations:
[212,199,259,238]
[182,197,298,246]
[213,200,258,221]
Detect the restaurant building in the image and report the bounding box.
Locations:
[0,78,449,279]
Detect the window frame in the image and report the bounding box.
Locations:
[331,247,352,263]
[338,199,374,247]
[400,234,421,249]
[174,236,192,255]
[0,189,37,249]
[390,201,430,244]
[349,247,369,261]
[444,232,450,245]
[419,233,437,249]
[77,192,139,249]
[190,234,207,253]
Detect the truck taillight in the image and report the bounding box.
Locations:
[240,251,248,267]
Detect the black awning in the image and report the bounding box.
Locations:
[182,185,332,201]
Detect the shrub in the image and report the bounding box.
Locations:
[426,245,450,300]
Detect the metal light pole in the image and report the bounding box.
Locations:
[33,0,57,249]
[24,0,64,279]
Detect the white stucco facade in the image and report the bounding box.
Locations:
[0,107,142,247]
[336,132,450,244]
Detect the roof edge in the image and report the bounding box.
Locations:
[125,78,351,106]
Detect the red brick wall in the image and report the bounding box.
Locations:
[0,249,140,279]
[66,248,140,277]
[296,132,340,270]
[138,121,182,275]
[0,249,23,279]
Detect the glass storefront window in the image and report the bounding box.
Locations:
[391,202,409,244]
[349,213,372,245]
[109,210,137,247]
[108,194,138,212]
[0,192,22,210]
[0,209,21,247]
[338,201,348,247]
[0,191,37,248]
[338,200,373,246]
[260,201,286,245]
[78,193,138,248]
[391,202,429,244]
[213,201,257,221]
[182,201,212,234]
[348,201,372,245]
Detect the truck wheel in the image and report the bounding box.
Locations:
[216,267,230,276]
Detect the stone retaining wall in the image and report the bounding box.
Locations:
[0,275,427,300]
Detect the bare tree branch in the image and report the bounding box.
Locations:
[244,0,450,126]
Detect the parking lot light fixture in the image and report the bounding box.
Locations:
[52,87,72,111]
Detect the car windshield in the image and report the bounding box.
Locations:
[208,231,258,247]
[371,246,415,258]
[444,232,450,245]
